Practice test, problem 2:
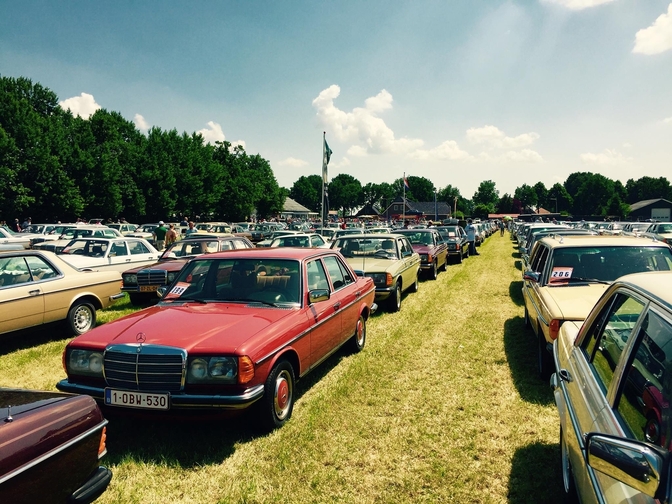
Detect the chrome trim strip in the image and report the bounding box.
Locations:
[0,419,108,485]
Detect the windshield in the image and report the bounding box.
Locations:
[548,246,672,284]
[334,237,397,258]
[163,258,300,304]
[61,239,110,257]
[162,240,224,258]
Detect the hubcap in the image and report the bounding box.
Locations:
[356,318,365,346]
[74,306,92,333]
[274,370,292,420]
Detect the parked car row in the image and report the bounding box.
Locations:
[511,218,672,502]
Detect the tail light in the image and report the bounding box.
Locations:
[549,319,561,340]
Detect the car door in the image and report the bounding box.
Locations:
[0,256,44,333]
[322,254,358,345]
[126,240,156,266]
[398,237,419,288]
[523,243,550,335]
[560,290,648,503]
[305,258,340,368]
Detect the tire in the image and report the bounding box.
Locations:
[428,261,438,280]
[348,314,366,353]
[538,332,553,380]
[440,255,447,271]
[256,359,295,431]
[68,300,96,335]
[457,251,463,264]
[409,272,419,293]
[387,281,402,312]
[560,427,578,503]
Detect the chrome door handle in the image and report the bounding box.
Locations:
[333,302,341,310]
[28,289,40,296]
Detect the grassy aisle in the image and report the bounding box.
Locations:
[0,235,563,503]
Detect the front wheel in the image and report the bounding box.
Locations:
[538,332,553,380]
[428,261,438,280]
[68,300,96,335]
[387,282,402,312]
[256,360,295,431]
[457,251,463,264]
[348,315,366,353]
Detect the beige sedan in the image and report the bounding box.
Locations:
[522,235,672,379]
[0,250,124,336]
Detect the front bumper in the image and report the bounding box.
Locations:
[56,380,266,410]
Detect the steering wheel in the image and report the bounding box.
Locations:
[374,249,392,259]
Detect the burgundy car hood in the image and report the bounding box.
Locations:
[77,303,296,353]
[0,389,71,420]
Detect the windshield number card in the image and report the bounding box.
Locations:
[164,282,190,299]
[550,267,573,283]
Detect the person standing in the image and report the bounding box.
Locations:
[165,224,178,247]
[153,221,168,250]
[465,219,479,256]
[499,220,505,236]
[185,221,198,236]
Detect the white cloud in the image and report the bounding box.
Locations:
[312,85,423,155]
[502,149,544,163]
[134,113,149,132]
[409,140,474,161]
[58,92,101,119]
[633,4,672,55]
[196,121,246,150]
[465,125,540,150]
[663,116,672,124]
[278,157,308,167]
[540,0,615,10]
[330,157,351,169]
[622,142,633,148]
[580,149,633,165]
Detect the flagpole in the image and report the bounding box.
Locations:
[322,132,326,225]
[402,172,406,225]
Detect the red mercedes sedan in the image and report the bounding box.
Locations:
[57,248,376,430]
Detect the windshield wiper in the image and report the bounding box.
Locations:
[549,277,610,285]
[170,297,208,304]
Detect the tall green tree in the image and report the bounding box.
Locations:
[514,184,537,210]
[328,173,362,216]
[496,193,514,213]
[472,180,499,213]
[624,176,672,203]
[547,183,572,214]
[290,175,322,212]
[393,175,435,202]
[533,182,548,210]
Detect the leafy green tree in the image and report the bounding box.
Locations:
[624,176,672,203]
[547,183,572,214]
[249,154,284,219]
[572,173,614,216]
[513,184,537,210]
[496,193,514,213]
[328,173,363,216]
[395,175,436,202]
[290,175,322,212]
[533,182,548,210]
[472,180,499,212]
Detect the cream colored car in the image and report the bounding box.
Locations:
[522,235,672,379]
[0,250,124,336]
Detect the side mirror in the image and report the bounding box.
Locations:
[523,271,540,283]
[308,289,330,304]
[157,286,167,298]
[586,433,668,499]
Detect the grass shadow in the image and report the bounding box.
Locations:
[0,323,72,356]
[512,251,521,259]
[508,442,562,503]
[102,344,352,469]
[509,280,524,306]
[514,259,522,271]
[502,317,553,405]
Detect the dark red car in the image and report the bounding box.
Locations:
[121,235,254,305]
[0,388,111,504]
[58,248,377,430]
[395,229,448,279]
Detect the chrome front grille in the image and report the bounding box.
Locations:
[137,269,167,286]
[103,344,186,392]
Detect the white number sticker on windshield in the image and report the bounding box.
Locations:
[550,267,573,281]
[164,282,190,299]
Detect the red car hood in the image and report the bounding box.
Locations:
[123,258,186,275]
[74,303,296,354]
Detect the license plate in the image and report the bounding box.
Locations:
[104,388,169,410]
[139,285,159,292]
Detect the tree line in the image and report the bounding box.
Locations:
[2,75,671,224]
[0,76,285,223]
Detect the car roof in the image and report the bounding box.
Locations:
[615,271,672,312]
[195,247,337,261]
[332,233,405,239]
[537,235,666,248]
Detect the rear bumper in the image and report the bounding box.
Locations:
[69,466,113,504]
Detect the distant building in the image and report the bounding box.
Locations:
[628,198,672,222]
[280,197,317,220]
[381,196,451,221]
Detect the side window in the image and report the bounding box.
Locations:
[312,236,325,247]
[128,241,149,255]
[110,242,129,257]
[0,257,31,286]
[306,259,329,291]
[398,238,411,256]
[221,241,233,251]
[530,245,548,274]
[323,255,346,290]
[583,293,645,394]
[616,310,672,449]
[335,256,354,285]
[25,255,58,280]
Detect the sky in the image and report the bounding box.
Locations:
[1,0,671,199]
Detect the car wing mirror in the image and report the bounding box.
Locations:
[522,271,540,283]
[586,433,668,499]
[157,286,168,298]
[308,289,330,304]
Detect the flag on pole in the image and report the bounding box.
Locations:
[322,134,332,184]
[404,176,410,190]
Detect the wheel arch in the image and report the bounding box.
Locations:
[70,293,104,311]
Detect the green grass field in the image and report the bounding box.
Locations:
[0,234,563,503]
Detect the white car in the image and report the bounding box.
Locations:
[33,226,122,253]
[0,227,32,249]
[58,237,159,273]
[269,233,330,248]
